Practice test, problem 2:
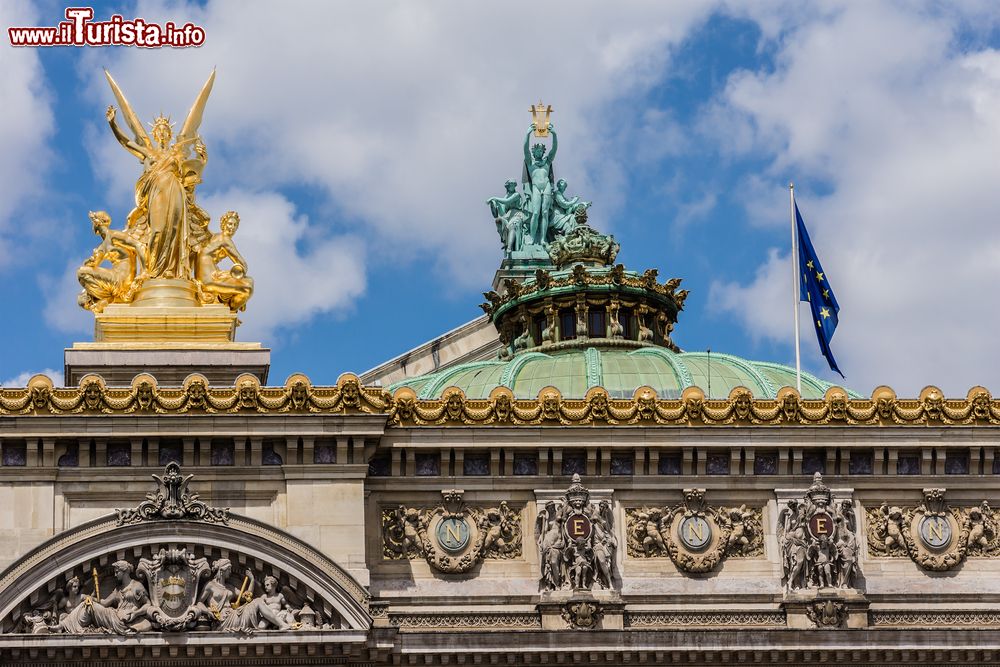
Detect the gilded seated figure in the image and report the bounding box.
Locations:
[77,211,146,312]
[194,211,253,311]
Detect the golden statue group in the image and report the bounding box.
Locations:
[77,71,253,314]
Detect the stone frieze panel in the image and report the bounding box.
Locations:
[381,490,521,573]
[866,488,1000,571]
[625,489,764,573]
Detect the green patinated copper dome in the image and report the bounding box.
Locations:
[389,346,854,400]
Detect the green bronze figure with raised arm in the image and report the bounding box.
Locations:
[523,122,557,247]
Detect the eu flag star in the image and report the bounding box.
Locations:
[795,199,843,377]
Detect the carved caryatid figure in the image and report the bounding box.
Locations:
[194,211,254,311]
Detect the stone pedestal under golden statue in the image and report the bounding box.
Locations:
[64,71,269,387]
[66,277,269,386]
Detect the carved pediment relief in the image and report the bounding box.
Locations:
[11,543,335,635]
[0,465,370,637]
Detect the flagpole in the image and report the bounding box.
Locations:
[790,183,802,393]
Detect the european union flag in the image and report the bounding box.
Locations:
[796,202,843,377]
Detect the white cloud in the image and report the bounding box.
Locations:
[196,189,366,341]
[72,0,718,291]
[708,2,1000,396]
[2,368,61,388]
[0,0,54,249]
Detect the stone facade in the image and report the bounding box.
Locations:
[1,376,1000,664]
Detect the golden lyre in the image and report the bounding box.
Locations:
[232,575,250,609]
[530,101,553,137]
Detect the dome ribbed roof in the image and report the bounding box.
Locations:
[389,347,854,400]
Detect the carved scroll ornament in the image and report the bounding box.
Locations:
[116,462,228,525]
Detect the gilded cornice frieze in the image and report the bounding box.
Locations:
[2,373,1000,428]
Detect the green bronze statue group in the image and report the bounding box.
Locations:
[487,123,591,260]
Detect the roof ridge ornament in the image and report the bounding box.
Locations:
[116,462,229,526]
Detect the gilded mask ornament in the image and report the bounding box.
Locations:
[82,380,105,411]
[444,392,465,422]
[185,379,208,409]
[382,491,521,574]
[289,381,309,410]
[491,391,513,423]
[135,381,155,411]
[340,380,361,408]
[923,391,943,421]
[626,490,763,573]
[781,393,800,422]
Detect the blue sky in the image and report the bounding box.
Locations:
[3,1,1000,396]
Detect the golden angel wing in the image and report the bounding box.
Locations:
[178,69,216,145]
[104,70,151,149]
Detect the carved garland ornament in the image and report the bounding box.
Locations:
[625,490,764,573]
[6,374,1000,430]
[381,491,521,573]
[866,488,999,571]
